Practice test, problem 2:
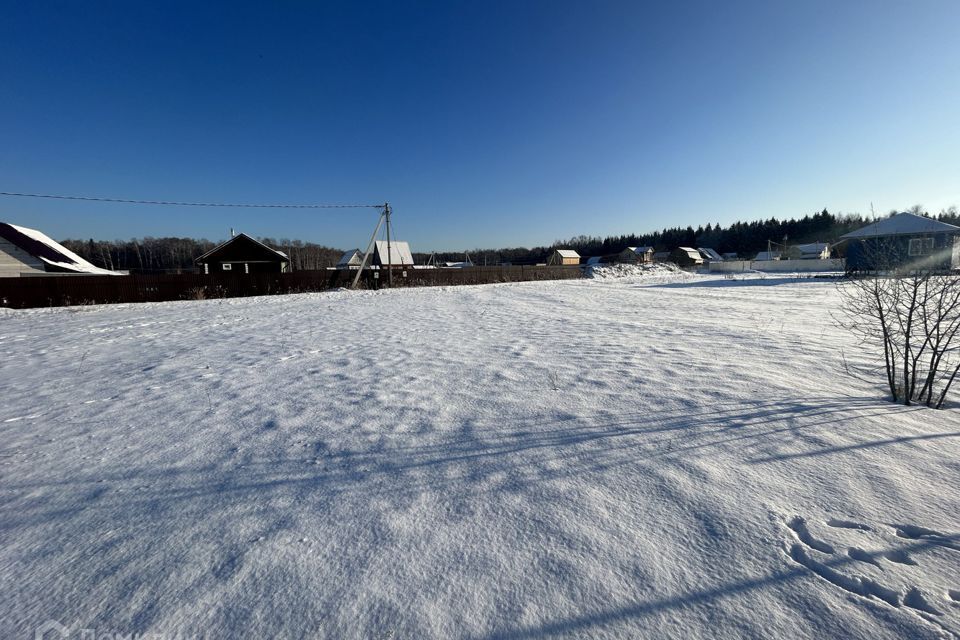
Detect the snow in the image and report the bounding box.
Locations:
[5,223,120,275]
[1,274,959,638]
[585,262,689,280]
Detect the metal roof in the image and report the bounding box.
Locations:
[698,247,723,261]
[337,249,363,266]
[796,242,829,252]
[754,251,781,261]
[195,233,289,263]
[374,240,414,266]
[0,222,120,275]
[840,213,960,239]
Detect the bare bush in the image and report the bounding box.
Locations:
[838,246,960,408]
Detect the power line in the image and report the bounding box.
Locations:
[0,190,384,209]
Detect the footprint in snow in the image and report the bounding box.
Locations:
[784,514,959,627]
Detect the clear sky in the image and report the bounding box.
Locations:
[1,1,958,250]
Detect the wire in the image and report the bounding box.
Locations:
[0,190,385,209]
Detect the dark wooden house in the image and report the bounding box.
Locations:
[840,213,960,272]
[669,247,704,267]
[195,233,290,274]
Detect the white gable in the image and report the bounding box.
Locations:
[374,241,414,266]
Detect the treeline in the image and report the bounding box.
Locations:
[420,207,959,264]
[60,237,344,273]
[63,206,960,271]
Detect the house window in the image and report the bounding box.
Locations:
[222,263,232,271]
[908,237,935,256]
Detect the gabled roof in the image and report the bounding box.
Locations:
[840,213,960,239]
[624,246,654,254]
[554,249,580,258]
[195,233,289,264]
[373,240,414,266]
[674,247,702,258]
[698,247,723,261]
[337,249,363,266]
[796,242,829,253]
[754,251,781,261]
[0,222,120,275]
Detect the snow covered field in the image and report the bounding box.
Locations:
[2,270,959,639]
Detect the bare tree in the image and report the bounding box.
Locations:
[837,236,960,408]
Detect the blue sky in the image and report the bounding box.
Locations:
[1,1,958,250]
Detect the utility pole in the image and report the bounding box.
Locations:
[385,202,392,287]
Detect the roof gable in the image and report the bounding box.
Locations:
[195,233,289,264]
[0,222,119,275]
[337,249,363,266]
[555,249,580,258]
[373,240,414,266]
[840,213,960,239]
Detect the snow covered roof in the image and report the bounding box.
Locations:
[554,249,580,258]
[698,247,723,261]
[840,213,960,239]
[195,233,289,263]
[675,247,702,258]
[754,251,781,261]
[337,249,363,266]
[796,242,829,253]
[624,246,654,255]
[0,222,121,275]
[374,240,414,266]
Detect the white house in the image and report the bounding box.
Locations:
[336,249,364,270]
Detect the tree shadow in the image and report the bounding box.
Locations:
[2,394,953,635]
[476,535,956,639]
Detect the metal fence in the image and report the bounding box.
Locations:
[0,266,583,309]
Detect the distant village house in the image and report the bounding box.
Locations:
[618,246,655,264]
[669,247,704,267]
[195,233,290,274]
[548,249,581,266]
[373,240,415,268]
[841,212,960,272]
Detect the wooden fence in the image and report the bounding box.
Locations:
[0,266,583,309]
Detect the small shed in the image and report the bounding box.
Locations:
[548,249,580,266]
[337,249,364,270]
[373,240,415,268]
[0,222,121,277]
[618,246,655,263]
[669,247,704,267]
[195,233,290,274]
[841,213,960,272]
